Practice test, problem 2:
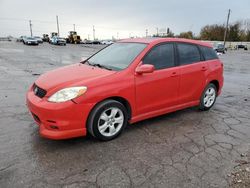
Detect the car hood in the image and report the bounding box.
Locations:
[35,63,116,92]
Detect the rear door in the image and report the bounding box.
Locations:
[176,43,207,104]
[135,43,180,115]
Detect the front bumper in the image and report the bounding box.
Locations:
[27,41,38,45]
[26,88,94,140]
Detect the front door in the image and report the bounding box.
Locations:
[135,43,180,115]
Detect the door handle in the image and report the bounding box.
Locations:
[170,72,178,77]
[201,66,207,71]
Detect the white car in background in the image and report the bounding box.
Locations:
[50,36,66,45]
[101,40,113,45]
[23,37,39,45]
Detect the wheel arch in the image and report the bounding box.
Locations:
[88,96,132,121]
[209,80,219,93]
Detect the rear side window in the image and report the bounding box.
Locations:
[143,43,175,70]
[200,46,218,60]
[177,43,201,65]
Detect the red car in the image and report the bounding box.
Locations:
[26,38,223,141]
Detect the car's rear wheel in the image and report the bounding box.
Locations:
[199,83,217,111]
[87,100,128,141]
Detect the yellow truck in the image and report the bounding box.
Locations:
[66,31,81,44]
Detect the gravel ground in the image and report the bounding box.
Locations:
[0,41,250,188]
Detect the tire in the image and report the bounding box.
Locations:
[87,100,128,141]
[199,83,217,111]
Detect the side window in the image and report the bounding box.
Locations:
[200,46,218,60]
[177,43,201,65]
[143,43,175,70]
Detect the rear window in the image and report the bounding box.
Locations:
[200,46,218,60]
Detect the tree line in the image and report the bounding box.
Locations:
[154,19,250,41]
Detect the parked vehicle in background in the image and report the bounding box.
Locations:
[16,36,26,42]
[26,38,223,141]
[50,36,66,45]
[23,37,39,45]
[214,43,226,54]
[33,36,43,43]
[92,40,101,44]
[42,34,50,42]
[66,31,81,44]
[101,40,113,45]
[235,44,248,50]
[0,37,12,41]
[82,39,93,44]
[49,32,58,43]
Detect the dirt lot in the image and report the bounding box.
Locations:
[0,41,250,188]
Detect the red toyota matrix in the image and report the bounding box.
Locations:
[26,38,223,141]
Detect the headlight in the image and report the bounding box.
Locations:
[48,86,87,103]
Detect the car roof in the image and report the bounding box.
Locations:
[119,37,212,48]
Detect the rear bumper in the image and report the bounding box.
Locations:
[26,89,94,140]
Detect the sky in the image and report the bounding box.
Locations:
[0,0,250,39]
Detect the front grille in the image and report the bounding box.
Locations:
[33,84,47,98]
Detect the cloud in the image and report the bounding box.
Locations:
[0,0,249,39]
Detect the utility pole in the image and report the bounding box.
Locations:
[56,15,60,36]
[156,27,159,36]
[29,20,33,37]
[73,24,75,32]
[93,25,95,40]
[223,9,231,49]
[146,29,148,37]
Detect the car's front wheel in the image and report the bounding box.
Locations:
[199,83,217,111]
[87,100,128,141]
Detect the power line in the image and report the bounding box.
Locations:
[0,17,144,32]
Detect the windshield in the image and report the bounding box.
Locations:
[87,42,147,70]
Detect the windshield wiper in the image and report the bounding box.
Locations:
[92,63,113,70]
[83,60,113,70]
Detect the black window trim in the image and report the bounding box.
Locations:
[175,42,203,66]
[141,42,178,71]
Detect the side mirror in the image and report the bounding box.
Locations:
[136,64,155,74]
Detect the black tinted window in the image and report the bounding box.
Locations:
[177,43,201,65]
[200,46,218,60]
[143,43,175,70]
